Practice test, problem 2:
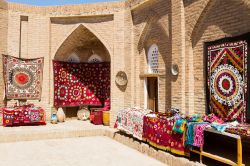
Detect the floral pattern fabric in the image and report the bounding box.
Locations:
[206,38,248,122]
[53,61,110,107]
[2,55,44,100]
[143,113,188,156]
[117,108,151,140]
[2,105,46,127]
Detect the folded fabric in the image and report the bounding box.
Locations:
[225,123,250,138]
[2,105,46,127]
[203,113,224,124]
[186,122,209,146]
[173,119,187,134]
[229,121,239,127]
[186,122,196,146]
[187,114,202,122]
[193,123,209,147]
[211,122,229,132]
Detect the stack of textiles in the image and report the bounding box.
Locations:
[225,123,250,138]
[117,107,151,140]
[202,113,224,124]
[2,104,46,127]
[185,122,209,148]
[143,112,188,156]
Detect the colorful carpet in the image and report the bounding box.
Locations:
[226,124,250,138]
[2,105,46,127]
[53,61,110,107]
[206,38,248,122]
[117,108,151,141]
[2,55,44,100]
[143,114,188,156]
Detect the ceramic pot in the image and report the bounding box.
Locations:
[77,107,90,121]
[51,112,58,124]
[57,107,65,122]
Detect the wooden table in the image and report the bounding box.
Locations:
[191,128,244,166]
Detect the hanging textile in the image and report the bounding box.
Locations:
[53,61,110,107]
[206,33,250,122]
[2,55,44,100]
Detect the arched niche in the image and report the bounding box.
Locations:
[54,24,111,63]
[53,24,111,118]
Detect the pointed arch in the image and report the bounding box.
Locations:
[53,23,112,59]
[137,11,168,52]
[190,0,216,46]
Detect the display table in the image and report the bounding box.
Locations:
[191,128,244,166]
[2,105,46,127]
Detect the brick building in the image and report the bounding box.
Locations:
[0,0,249,126]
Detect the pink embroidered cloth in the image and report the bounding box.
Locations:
[193,123,210,147]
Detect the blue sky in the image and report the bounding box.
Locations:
[7,0,122,6]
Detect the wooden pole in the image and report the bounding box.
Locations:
[237,138,242,166]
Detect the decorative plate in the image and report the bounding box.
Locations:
[171,64,179,76]
[115,71,128,86]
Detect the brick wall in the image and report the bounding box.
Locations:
[1,0,250,124]
[132,0,171,112]
[0,0,8,108]
[185,0,250,115]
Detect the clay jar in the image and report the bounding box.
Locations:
[57,107,65,122]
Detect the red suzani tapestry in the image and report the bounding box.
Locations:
[2,55,44,100]
[207,39,248,122]
[53,61,110,107]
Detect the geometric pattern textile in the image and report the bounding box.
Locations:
[207,39,248,122]
[2,55,44,100]
[53,61,110,107]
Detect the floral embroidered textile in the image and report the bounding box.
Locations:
[3,55,44,100]
[143,113,189,156]
[53,61,110,107]
[117,108,151,140]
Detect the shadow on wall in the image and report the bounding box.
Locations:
[50,15,113,25]
[191,0,250,48]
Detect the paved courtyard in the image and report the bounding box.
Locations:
[0,136,166,166]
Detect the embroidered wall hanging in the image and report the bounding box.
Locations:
[206,33,250,122]
[53,61,110,107]
[2,55,44,100]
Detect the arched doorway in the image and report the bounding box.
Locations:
[54,24,111,119]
